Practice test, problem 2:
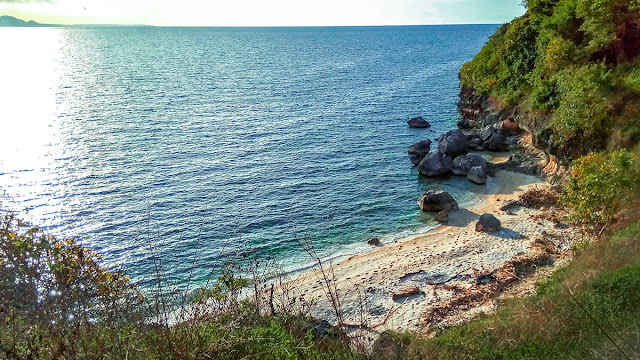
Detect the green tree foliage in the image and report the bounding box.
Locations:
[563,150,640,230]
[551,63,613,144]
[461,0,640,157]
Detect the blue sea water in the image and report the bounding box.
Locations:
[0,25,498,288]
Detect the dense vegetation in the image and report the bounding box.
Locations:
[0,214,357,359]
[460,0,640,156]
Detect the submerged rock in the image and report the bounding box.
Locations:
[407,116,431,128]
[475,213,502,232]
[408,139,432,165]
[418,190,459,212]
[437,129,468,158]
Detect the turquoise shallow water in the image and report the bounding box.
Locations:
[0,25,498,288]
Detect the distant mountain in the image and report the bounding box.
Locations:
[0,15,50,27]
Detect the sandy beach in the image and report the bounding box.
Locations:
[283,167,578,337]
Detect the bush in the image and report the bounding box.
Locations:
[550,63,613,146]
[563,150,640,230]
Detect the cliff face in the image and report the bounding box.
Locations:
[457,0,640,166]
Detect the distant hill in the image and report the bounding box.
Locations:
[0,15,50,27]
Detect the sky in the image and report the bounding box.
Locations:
[0,0,526,26]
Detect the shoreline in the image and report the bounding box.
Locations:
[281,165,577,337]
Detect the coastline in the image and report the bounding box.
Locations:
[282,165,578,337]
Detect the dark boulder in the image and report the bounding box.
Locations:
[467,166,488,184]
[418,151,454,177]
[468,137,483,150]
[417,190,459,212]
[475,213,502,232]
[407,116,431,128]
[452,154,488,176]
[408,139,432,165]
[486,133,506,151]
[367,238,381,246]
[437,129,468,158]
[482,112,501,126]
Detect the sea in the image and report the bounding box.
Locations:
[0,25,498,289]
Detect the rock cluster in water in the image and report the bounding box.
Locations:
[408,129,490,184]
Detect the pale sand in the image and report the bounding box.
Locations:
[283,169,576,336]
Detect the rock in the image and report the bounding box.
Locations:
[392,286,423,301]
[417,151,454,177]
[504,135,520,146]
[437,129,468,158]
[486,133,506,151]
[475,213,502,232]
[434,210,449,223]
[499,199,520,212]
[408,139,432,165]
[468,137,483,150]
[407,116,431,128]
[452,154,488,176]
[417,190,459,212]
[480,125,495,142]
[457,118,471,129]
[467,166,488,184]
[482,113,501,126]
[367,238,381,246]
[476,273,496,285]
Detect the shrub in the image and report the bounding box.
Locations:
[563,150,640,230]
[0,213,143,359]
[550,63,613,146]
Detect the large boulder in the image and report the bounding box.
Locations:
[418,190,459,212]
[407,116,431,128]
[467,166,488,184]
[418,151,454,177]
[475,213,502,232]
[486,132,506,151]
[437,129,468,158]
[452,154,488,176]
[408,139,432,165]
